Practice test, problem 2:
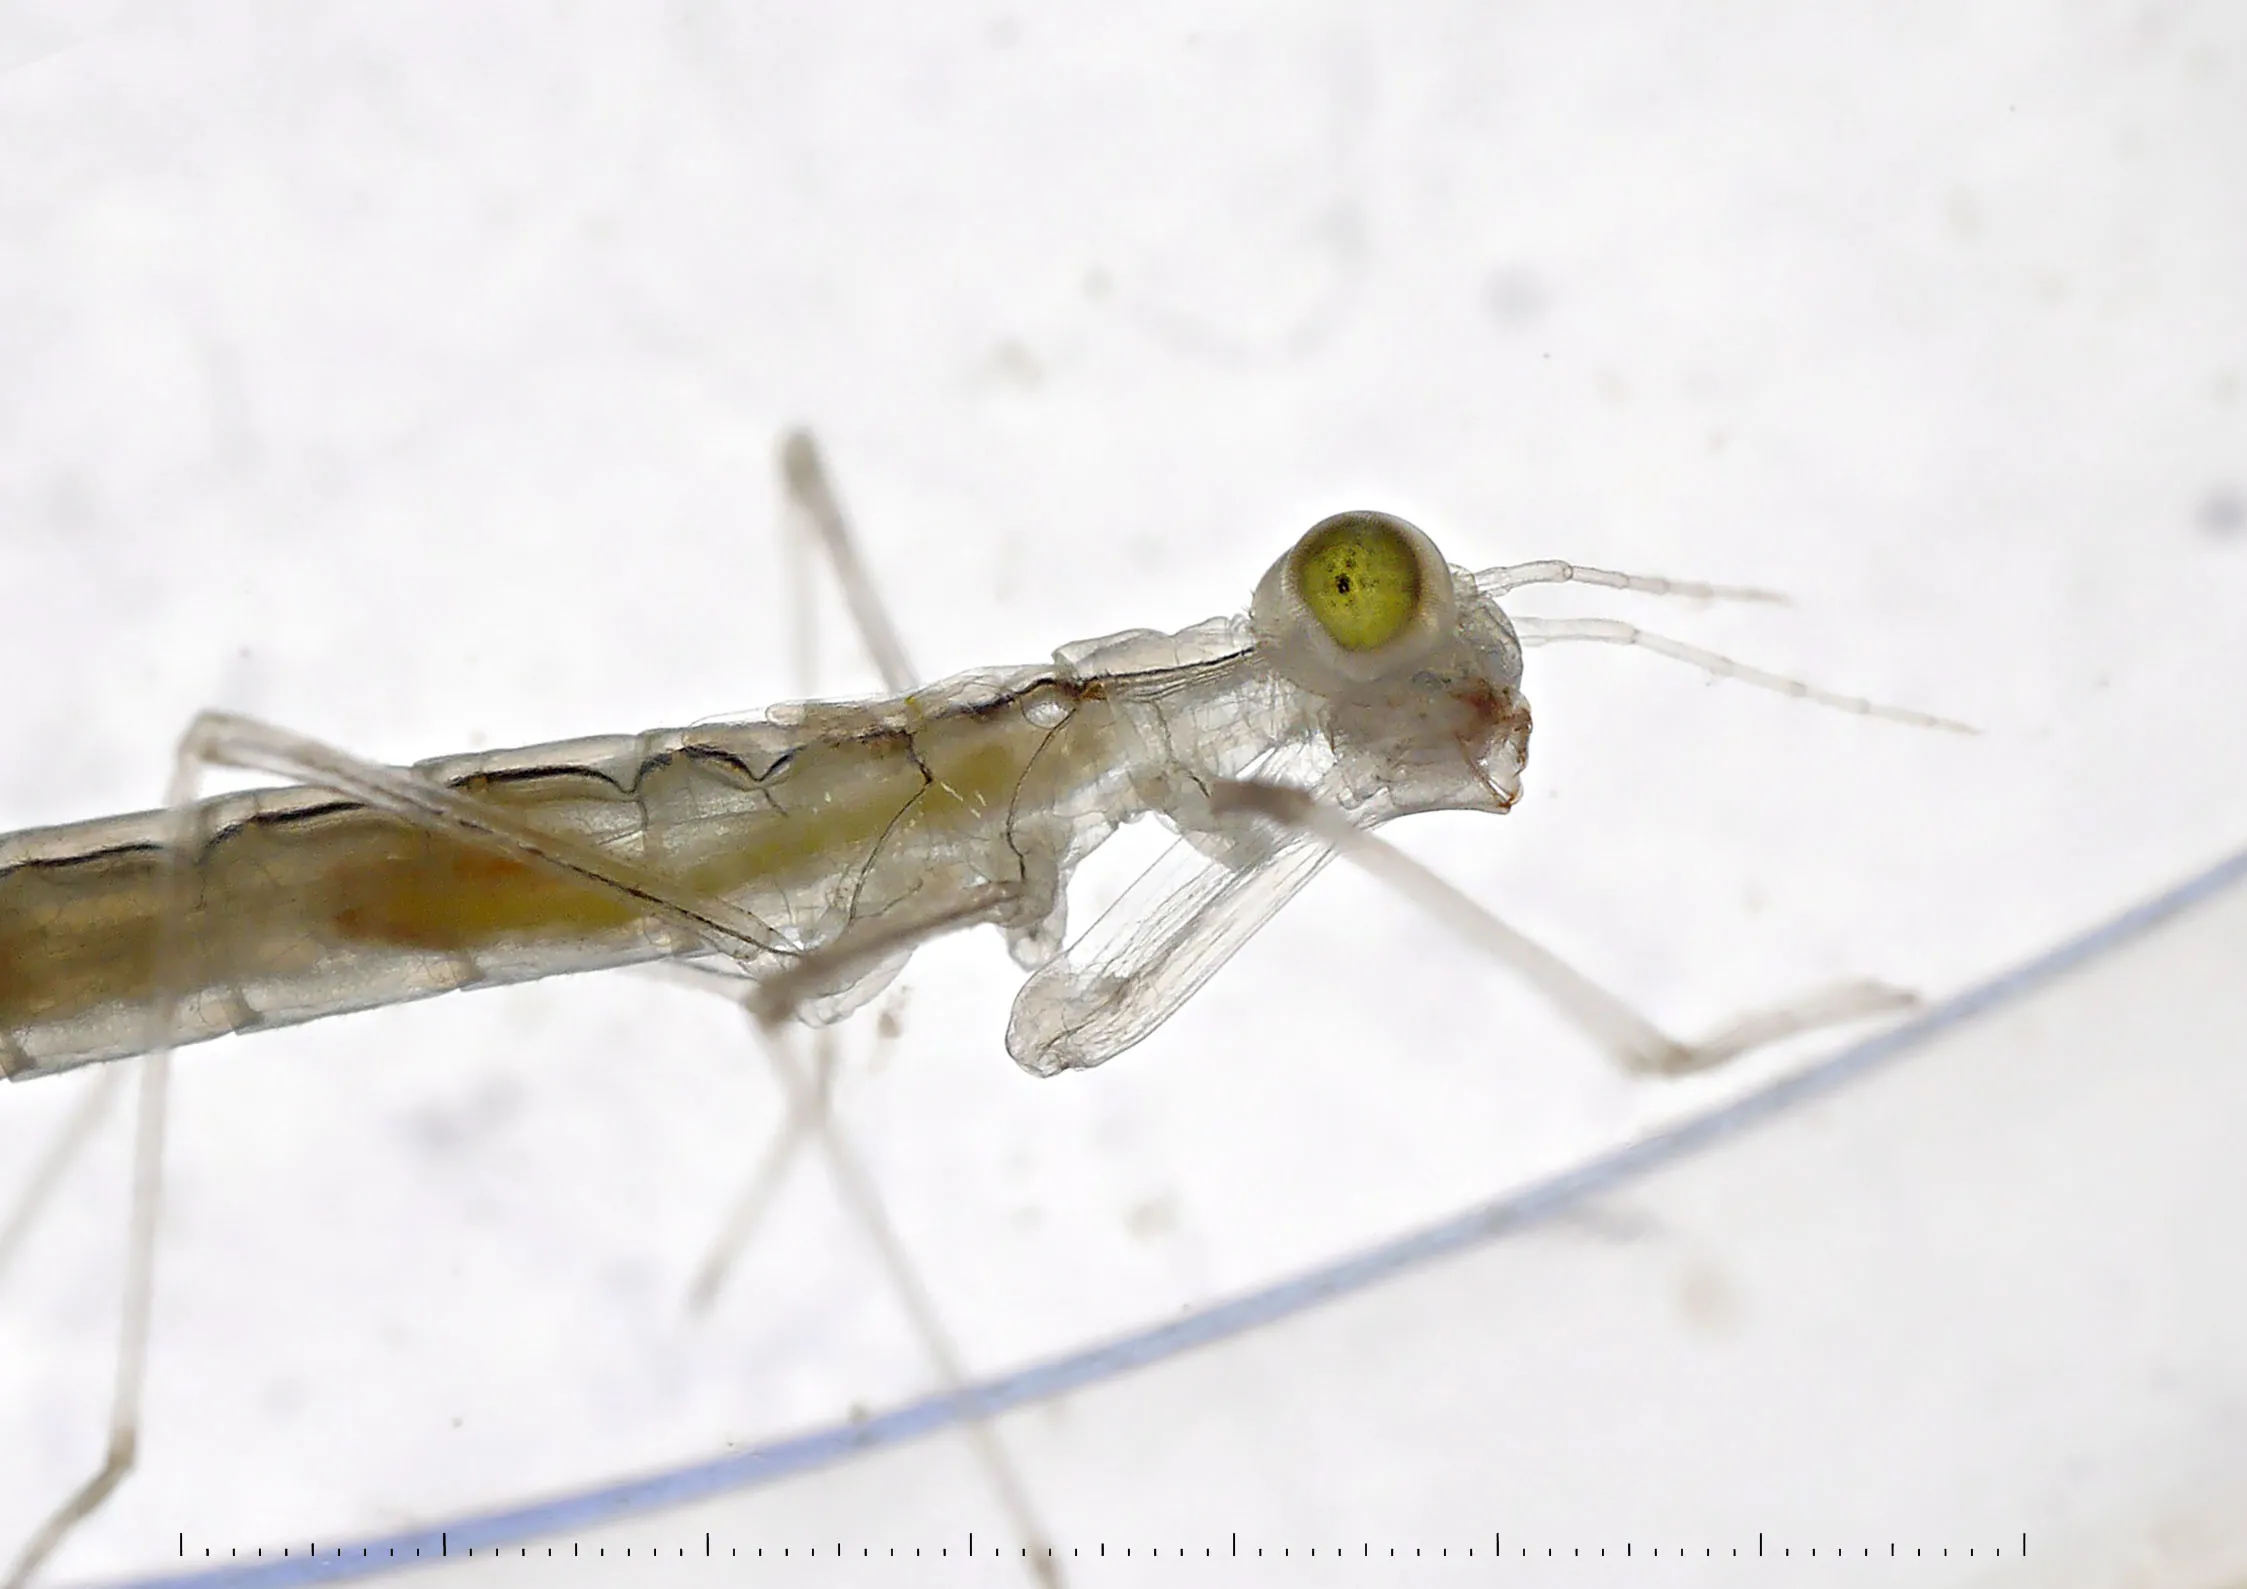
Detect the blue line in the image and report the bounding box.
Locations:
[94,840,2247,1588]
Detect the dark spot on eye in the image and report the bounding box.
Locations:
[1334,573,1353,594]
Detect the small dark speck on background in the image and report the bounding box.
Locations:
[2198,484,2243,540]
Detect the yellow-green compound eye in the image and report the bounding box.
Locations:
[1292,514,1423,652]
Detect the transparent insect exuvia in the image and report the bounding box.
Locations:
[0,488,1958,1086]
[0,431,1964,1586]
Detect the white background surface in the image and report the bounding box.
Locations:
[0,1,2242,1583]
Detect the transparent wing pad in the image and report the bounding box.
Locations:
[1005,822,1335,1076]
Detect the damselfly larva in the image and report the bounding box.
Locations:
[0,433,1962,1583]
[0,510,1956,1085]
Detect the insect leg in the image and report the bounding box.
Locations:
[685,426,925,1310]
[6,730,232,1587]
[679,430,1058,1582]
[681,1017,837,1315]
[687,424,958,1314]
[0,1070,124,1293]
[778,427,918,694]
[753,1005,1062,1586]
[1211,779,1919,1077]
[3,1055,168,1589]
